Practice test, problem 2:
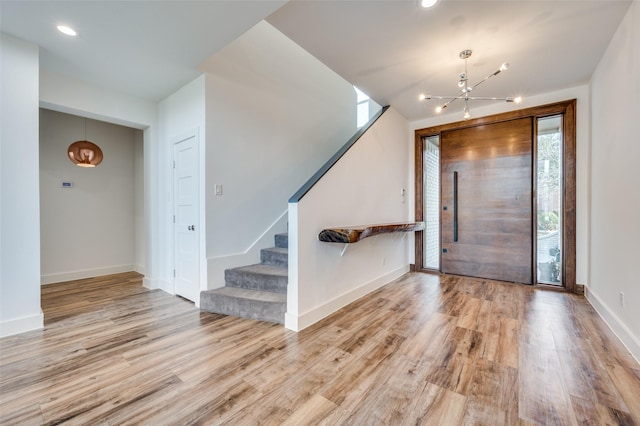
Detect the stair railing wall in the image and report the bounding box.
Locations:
[200,22,363,292]
[286,106,413,331]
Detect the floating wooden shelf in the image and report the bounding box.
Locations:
[318,222,425,244]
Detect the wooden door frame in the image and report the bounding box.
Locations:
[414,100,577,293]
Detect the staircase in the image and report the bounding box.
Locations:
[200,233,288,324]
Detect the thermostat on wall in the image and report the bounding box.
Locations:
[61,181,73,188]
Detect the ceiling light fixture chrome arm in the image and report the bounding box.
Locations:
[419,93,466,113]
[468,62,508,92]
[419,49,522,120]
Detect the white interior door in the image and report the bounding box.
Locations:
[173,133,199,302]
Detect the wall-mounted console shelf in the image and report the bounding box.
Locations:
[318,222,425,244]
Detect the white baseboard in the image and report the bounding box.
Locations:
[285,265,410,332]
[41,264,135,285]
[0,311,44,338]
[143,276,160,290]
[144,277,175,299]
[158,279,174,295]
[133,264,145,275]
[585,285,640,364]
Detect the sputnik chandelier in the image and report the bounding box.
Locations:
[419,49,522,120]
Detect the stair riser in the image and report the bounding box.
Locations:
[260,249,288,268]
[200,293,285,324]
[274,233,288,249]
[203,233,289,324]
[225,270,287,294]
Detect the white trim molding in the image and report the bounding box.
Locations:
[142,276,160,290]
[41,264,135,285]
[285,265,409,332]
[0,311,44,338]
[585,286,640,364]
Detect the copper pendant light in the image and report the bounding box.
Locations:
[68,118,103,167]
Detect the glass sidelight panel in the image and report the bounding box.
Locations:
[537,116,563,285]
[423,136,440,269]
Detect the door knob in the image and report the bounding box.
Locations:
[187,225,195,231]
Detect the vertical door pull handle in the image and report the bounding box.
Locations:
[453,171,458,242]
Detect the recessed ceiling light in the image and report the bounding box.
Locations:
[57,25,77,36]
[420,0,439,8]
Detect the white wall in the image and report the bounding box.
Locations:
[0,34,43,337]
[201,21,357,289]
[287,107,411,331]
[40,70,158,130]
[588,1,640,361]
[134,129,145,274]
[39,69,160,290]
[39,109,137,284]
[409,85,591,286]
[158,75,206,297]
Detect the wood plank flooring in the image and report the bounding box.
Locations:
[1,271,639,425]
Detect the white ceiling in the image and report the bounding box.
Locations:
[0,0,632,121]
[0,0,288,101]
[268,0,632,120]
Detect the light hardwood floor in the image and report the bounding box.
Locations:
[1,272,639,425]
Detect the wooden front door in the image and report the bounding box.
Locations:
[440,117,533,284]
